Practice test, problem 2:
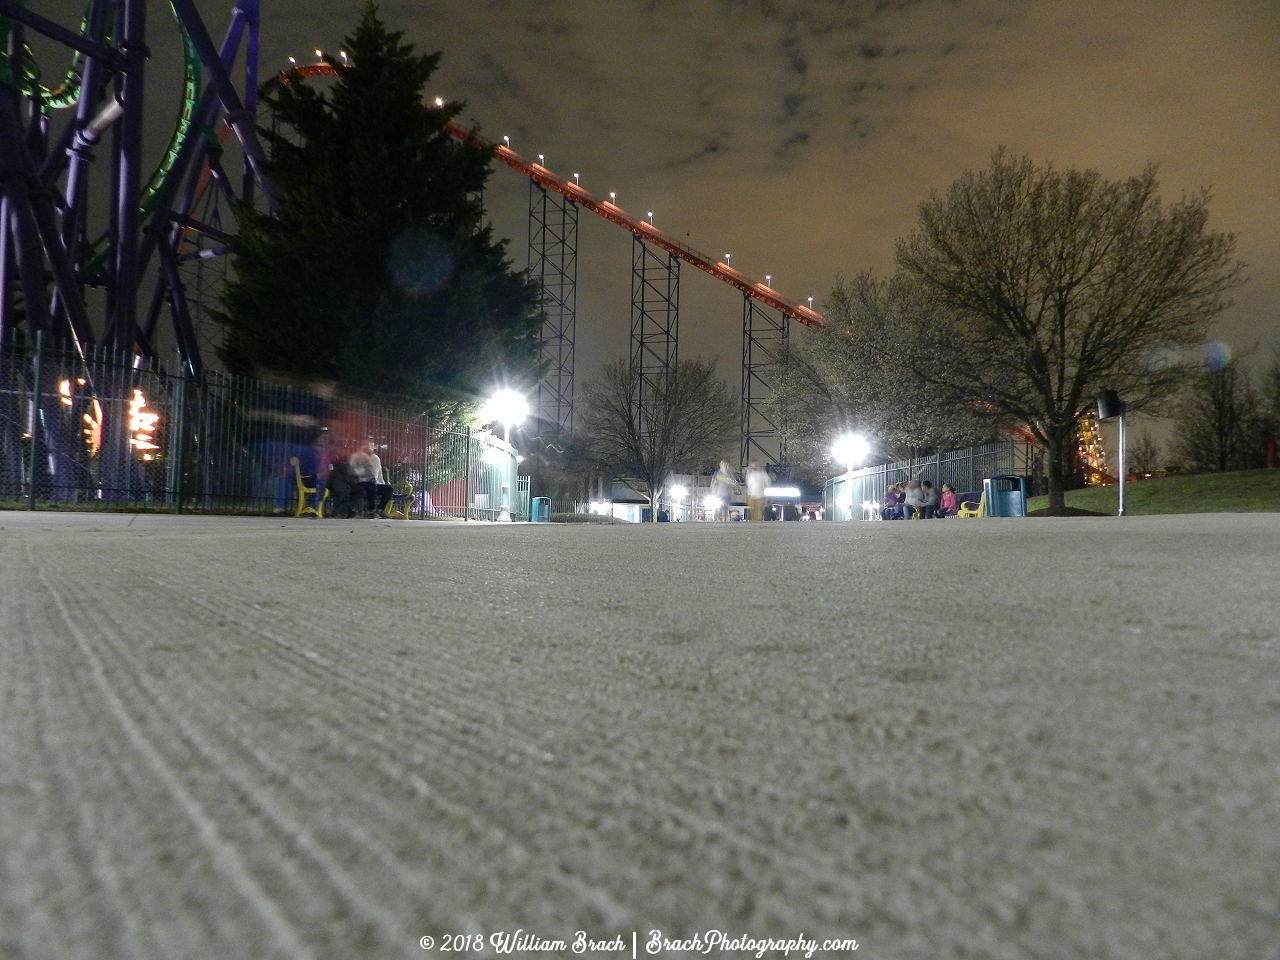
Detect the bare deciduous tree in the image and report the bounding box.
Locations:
[1174,359,1265,473]
[775,272,1002,476]
[577,358,739,520]
[1129,430,1163,476]
[896,150,1244,512]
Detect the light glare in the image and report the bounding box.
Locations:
[832,433,871,468]
[482,388,529,427]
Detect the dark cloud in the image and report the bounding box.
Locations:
[49,0,1273,376]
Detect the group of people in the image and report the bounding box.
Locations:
[299,438,394,518]
[709,460,773,521]
[881,480,958,520]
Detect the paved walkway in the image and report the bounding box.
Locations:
[1,512,1277,959]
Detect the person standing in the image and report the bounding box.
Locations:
[745,461,769,521]
[711,460,736,521]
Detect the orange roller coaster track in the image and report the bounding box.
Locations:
[286,62,823,328]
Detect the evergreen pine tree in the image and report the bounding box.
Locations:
[217,4,543,410]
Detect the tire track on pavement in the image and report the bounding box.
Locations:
[29,544,316,960]
[127,544,975,936]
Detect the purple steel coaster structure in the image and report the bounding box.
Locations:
[1,0,271,503]
[0,0,272,375]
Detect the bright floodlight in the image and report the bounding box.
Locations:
[483,388,528,427]
[832,433,870,468]
[702,494,722,510]
[670,484,688,501]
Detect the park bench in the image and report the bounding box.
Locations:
[382,479,415,519]
[956,491,984,518]
[290,457,329,518]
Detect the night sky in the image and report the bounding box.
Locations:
[44,0,1280,382]
[264,0,1278,381]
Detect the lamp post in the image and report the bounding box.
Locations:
[832,433,871,520]
[482,388,529,521]
[1097,391,1126,516]
[670,484,687,522]
[702,494,722,522]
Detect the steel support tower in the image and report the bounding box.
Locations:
[630,235,679,435]
[528,181,577,432]
[740,293,788,470]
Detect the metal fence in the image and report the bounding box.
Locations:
[0,334,528,520]
[823,441,1043,520]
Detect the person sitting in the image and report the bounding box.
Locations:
[937,483,958,517]
[325,459,363,518]
[881,484,903,520]
[901,480,925,519]
[349,440,394,517]
[918,480,940,518]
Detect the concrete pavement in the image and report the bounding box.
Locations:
[1,511,1277,959]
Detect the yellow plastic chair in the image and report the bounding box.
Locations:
[956,491,985,518]
[290,457,329,518]
[382,479,415,519]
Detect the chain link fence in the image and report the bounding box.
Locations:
[0,333,528,520]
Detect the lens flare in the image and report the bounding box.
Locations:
[387,227,453,297]
[1201,341,1234,371]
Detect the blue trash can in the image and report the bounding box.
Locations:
[982,476,1027,517]
[531,497,551,522]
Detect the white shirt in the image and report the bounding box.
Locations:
[350,450,381,483]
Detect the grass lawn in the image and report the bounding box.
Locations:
[1026,468,1280,515]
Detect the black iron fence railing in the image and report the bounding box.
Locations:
[0,334,528,520]
[823,442,1045,520]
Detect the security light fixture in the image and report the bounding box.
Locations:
[832,434,871,469]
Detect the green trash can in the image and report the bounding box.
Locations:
[982,476,1027,517]
[531,497,551,522]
